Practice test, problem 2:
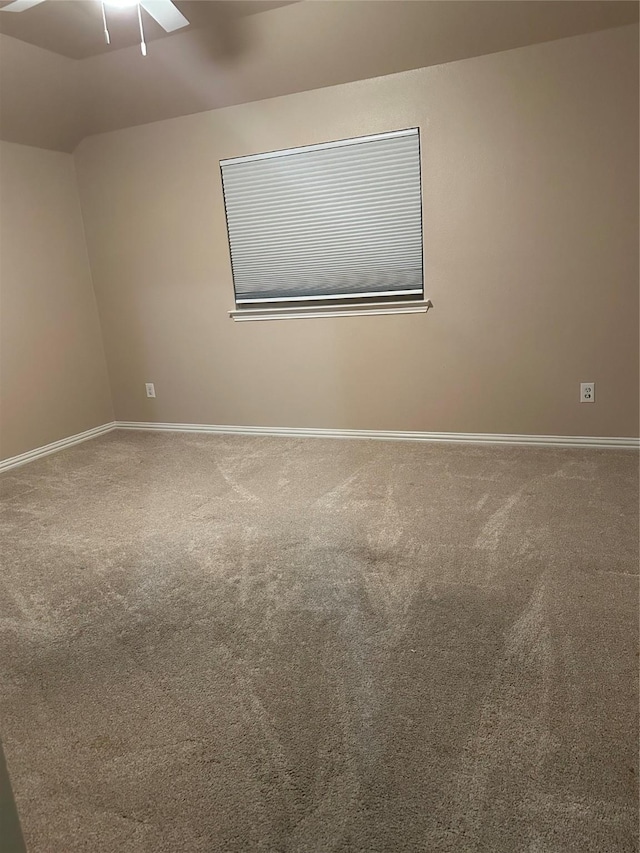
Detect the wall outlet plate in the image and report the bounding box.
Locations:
[145,383,156,398]
[580,382,595,403]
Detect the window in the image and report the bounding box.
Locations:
[220,128,429,320]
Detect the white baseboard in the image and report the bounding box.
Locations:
[1,421,636,474]
[115,421,640,450]
[0,422,116,473]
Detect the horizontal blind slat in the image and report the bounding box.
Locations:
[230,241,422,261]
[225,194,419,217]
[231,250,423,273]
[234,268,423,293]
[225,202,421,228]
[223,133,418,172]
[227,214,421,240]
[224,188,421,216]
[223,159,421,191]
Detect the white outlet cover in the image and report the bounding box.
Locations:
[145,383,156,398]
[580,382,595,403]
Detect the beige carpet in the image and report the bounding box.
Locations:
[0,431,638,852]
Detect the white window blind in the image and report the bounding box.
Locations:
[220,128,424,308]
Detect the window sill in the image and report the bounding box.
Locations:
[229,299,432,322]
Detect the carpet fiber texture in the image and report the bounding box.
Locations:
[0,431,638,852]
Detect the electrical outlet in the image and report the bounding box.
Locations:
[580,382,595,403]
[145,383,156,398]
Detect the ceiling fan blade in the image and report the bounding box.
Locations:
[0,0,46,11]
[139,0,189,32]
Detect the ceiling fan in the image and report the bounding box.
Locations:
[0,0,189,56]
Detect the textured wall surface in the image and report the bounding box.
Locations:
[75,26,639,438]
[0,142,113,460]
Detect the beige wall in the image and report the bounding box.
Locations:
[75,25,639,438]
[0,142,113,460]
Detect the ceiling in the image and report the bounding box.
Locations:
[0,1,295,58]
[0,1,638,152]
